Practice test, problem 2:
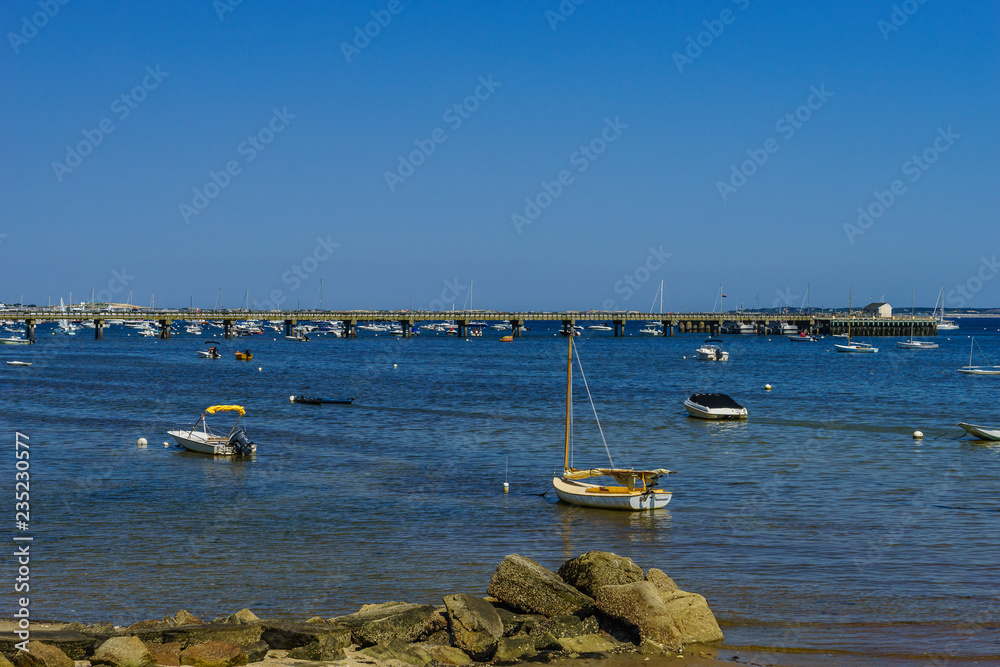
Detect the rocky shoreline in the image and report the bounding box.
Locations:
[2,552,731,667]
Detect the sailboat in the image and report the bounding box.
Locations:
[834,287,878,353]
[957,338,1000,375]
[551,336,674,510]
[897,291,938,349]
[933,287,959,331]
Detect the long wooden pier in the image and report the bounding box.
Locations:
[0,309,939,340]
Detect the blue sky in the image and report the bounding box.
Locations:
[2,1,997,312]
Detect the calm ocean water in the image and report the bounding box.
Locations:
[1,319,998,664]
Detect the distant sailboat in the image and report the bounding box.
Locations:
[933,287,959,331]
[897,291,938,349]
[834,287,878,353]
[957,338,1000,375]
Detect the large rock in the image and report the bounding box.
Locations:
[156,625,263,648]
[557,551,644,597]
[12,642,74,667]
[0,654,15,667]
[173,612,201,627]
[493,609,546,638]
[646,568,723,644]
[531,615,599,640]
[443,594,502,661]
[178,642,247,667]
[286,631,348,662]
[329,603,444,647]
[487,554,594,617]
[493,636,536,662]
[145,642,182,666]
[91,636,155,667]
[0,630,94,660]
[422,645,472,666]
[556,634,617,654]
[258,620,350,650]
[359,639,432,667]
[594,581,683,651]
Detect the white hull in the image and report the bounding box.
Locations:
[683,399,747,420]
[696,347,728,361]
[957,423,1000,441]
[937,322,959,331]
[6,361,31,367]
[897,341,938,349]
[958,367,1000,375]
[167,429,255,455]
[552,477,671,510]
[0,338,32,345]
[835,343,878,353]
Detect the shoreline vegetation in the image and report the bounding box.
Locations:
[0,553,757,667]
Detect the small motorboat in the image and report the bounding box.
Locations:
[234,350,253,361]
[285,332,310,342]
[0,337,33,345]
[6,361,31,367]
[788,333,818,342]
[957,423,1000,441]
[198,342,222,359]
[696,339,729,361]
[289,395,354,405]
[684,393,748,420]
[500,335,514,342]
[167,405,256,455]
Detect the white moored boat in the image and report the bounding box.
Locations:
[957,423,1000,441]
[168,405,256,456]
[957,338,1000,375]
[834,287,878,353]
[683,393,748,420]
[696,339,729,361]
[552,335,674,511]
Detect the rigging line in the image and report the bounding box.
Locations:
[571,338,615,469]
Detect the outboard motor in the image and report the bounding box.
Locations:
[228,429,255,455]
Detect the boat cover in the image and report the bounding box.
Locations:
[688,393,744,410]
[206,404,245,415]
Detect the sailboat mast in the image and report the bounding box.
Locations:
[564,335,572,472]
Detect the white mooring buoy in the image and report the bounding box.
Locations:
[765,384,772,391]
[137,438,147,447]
[913,430,924,439]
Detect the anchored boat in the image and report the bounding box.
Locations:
[168,405,256,455]
[683,393,748,420]
[552,335,674,511]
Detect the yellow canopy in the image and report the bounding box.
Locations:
[205,405,245,416]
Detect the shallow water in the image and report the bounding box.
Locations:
[1,319,997,662]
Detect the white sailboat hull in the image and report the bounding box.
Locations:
[897,341,938,349]
[552,477,672,511]
[834,343,878,353]
[958,367,1000,375]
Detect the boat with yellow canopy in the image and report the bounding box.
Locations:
[167,405,255,455]
[552,336,674,510]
